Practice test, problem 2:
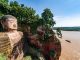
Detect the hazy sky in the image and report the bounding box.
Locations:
[9,0,80,27]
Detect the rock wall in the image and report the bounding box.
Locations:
[0,33,12,56]
[0,32,23,60]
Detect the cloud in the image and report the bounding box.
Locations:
[54,14,80,27]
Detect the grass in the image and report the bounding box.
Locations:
[23,56,32,60]
[0,53,7,60]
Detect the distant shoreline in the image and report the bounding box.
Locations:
[61,30,80,31]
[53,26,80,31]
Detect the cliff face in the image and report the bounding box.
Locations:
[42,35,61,60]
[0,31,61,60]
[0,32,23,60]
[0,33,12,56]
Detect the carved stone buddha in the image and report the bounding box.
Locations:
[0,15,23,60]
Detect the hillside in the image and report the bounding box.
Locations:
[53,26,80,31]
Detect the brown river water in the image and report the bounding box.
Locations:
[59,31,80,60]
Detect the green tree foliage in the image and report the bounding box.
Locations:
[9,1,39,27]
[0,0,55,34]
[41,8,56,40]
[0,0,10,16]
[0,0,8,4]
[42,8,56,27]
[0,0,40,33]
[0,0,39,25]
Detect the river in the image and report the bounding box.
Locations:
[59,31,80,60]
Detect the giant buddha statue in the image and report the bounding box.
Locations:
[0,15,23,60]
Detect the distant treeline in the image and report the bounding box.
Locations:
[53,27,80,31]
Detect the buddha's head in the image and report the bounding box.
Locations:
[0,15,17,31]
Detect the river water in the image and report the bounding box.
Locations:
[59,31,80,60]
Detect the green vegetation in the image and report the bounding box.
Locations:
[42,8,55,27]
[0,0,55,33]
[0,53,7,60]
[56,28,62,38]
[23,56,32,60]
[41,8,56,40]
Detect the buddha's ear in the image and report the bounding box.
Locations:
[0,20,4,25]
[0,20,3,27]
[0,20,6,29]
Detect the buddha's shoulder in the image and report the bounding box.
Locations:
[0,32,12,55]
[0,32,9,40]
[0,32,8,37]
[18,31,23,36]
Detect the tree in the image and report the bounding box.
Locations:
[41,8,56,27]
[0,0,8,4]
[0,0,9,15]
[10,1,19,6]
[0,0,40,33]
[9,1,39,28]
[41,8,56,40]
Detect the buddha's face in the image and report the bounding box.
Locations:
[1,18,17,30]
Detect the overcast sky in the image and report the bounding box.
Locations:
[9,0,80,27]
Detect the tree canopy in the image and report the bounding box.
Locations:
[42,8,56,27]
